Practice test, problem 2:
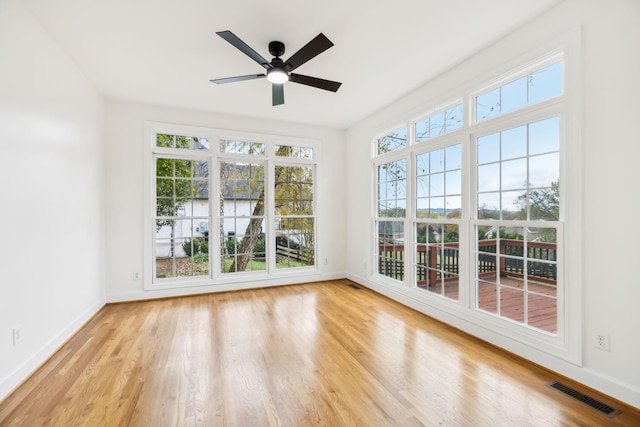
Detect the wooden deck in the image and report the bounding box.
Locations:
[418,274,557,334]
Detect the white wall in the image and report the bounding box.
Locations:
[104,101,346,301]
[345,0,640,408]
[0,0,105,400]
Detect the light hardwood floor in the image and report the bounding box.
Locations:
[1,280,638,426]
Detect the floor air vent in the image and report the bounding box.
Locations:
[347,283,361,290]
[547,381,621,418]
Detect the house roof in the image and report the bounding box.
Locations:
[23,0,562,129]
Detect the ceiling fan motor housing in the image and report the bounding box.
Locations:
[269,41,285,58]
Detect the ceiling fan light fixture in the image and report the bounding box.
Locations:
[267,68,289,84]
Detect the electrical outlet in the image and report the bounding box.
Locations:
[12,326,22,346]
[595,332,610,351]
[132,272,140,281]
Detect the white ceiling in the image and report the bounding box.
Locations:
[24,0,562,129]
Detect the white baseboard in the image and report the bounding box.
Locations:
[107,272,345,303]
[0,298,106,402]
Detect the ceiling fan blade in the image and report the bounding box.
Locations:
[210,74,266,84]
[272,84,284,106]
[284,33,334,72]
[289,73,342,92]
[216,31,271,69]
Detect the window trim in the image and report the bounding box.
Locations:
[369,33,583,365]
[144,122,321,291]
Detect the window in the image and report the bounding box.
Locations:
[274,162,315,269]
[475,116,560,333]
[376,157,407,281]
[220,160,266,273]
[414,104,463,142]
[153,134,210,280]
[372,55,566,341]
[377,127,407,155]
[475,61,562,122]
[148,128,317,287]
[415,144,462,300]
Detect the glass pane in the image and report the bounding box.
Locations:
[274,144,314,159]
[416,176,429,198]
[529,62,562,104]
[477,133,500,164]
[156,134,208,151]
[377,221,405,281]
[477,281,497,314]
[430,197,444,217]
[446,144,462,169]
[430,112,444,137]
[445,104,463,132]
[477,192,500,219]
[529,153,559,188]
[477,163,500,192]
[378,128,407,154]
[416,153,429,174]
[501,190,526,219]
[476,88,500,121]
[378,159,407,218]
[415,118,430,142]
[276,218,314,269]
[501,158,527,190]
[501,77,527,113]
[430,149,445,173]
[445,170,461,196]
[415,104,462,142]
[500,287,524,323]
[529,117,560,155]
[446,195,462,216]
[430,173,445,196]
[528,294,557,333]
[221,139,265,155]
[501,126,527,160]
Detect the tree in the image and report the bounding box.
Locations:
[156,134,208,258]
[224,144,314,272]
[514,180,559,221]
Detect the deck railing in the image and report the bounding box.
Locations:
[379,239,557,286]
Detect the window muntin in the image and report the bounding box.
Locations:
[157,133,209,151]
[476,61,562,122]
[416,144,462,218]
[477,117,560,221]
[377,220,405,281]
[275,164,315,269]
[377,127,407,155]
[275,144,314,159]
[220,161,266,274]
[377,159,407,217]
[376,155,407,281]
[371,55,565,340]
[149,128,318,287]
[475,225,558,333]
[414,104,463,143]
[220,139,265,155]
[154,156,210,280]
[415,143,462,300]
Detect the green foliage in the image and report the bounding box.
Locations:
[254,235,265,254]
[182,238,208,257]
[514,180,559,221]
[225,237,238,255]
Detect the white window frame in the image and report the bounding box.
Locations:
[369,32,583,365]
[144,122,320,291]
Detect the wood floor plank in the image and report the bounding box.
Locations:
[1,279,639,426]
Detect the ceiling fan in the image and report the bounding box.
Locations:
[211,31,342,106]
